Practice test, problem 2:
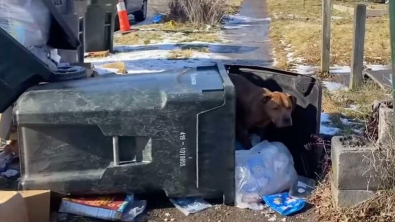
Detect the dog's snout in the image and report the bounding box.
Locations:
[283,117,292,126]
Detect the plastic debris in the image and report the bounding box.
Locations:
[0,151,13,173]
[235,141,297,210]
[153,14,165,24]
[59,194,146,221]
[169,197,212,216]
[263,193,306,216]
[1,169,19,178]
[289,176,316,199]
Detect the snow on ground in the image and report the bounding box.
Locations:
[366,64,390,71]
[320,113,341,135]
[86,43,216,74]
[323,81,348,92]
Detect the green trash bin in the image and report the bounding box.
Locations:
[53,0,88,63]
[85,0,118,52]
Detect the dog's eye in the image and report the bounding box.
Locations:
[273,106,279,110]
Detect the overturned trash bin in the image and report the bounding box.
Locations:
[16,64,236,204]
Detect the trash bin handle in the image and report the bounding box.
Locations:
[113,136,119,166]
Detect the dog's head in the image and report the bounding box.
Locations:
[261,91,297,128]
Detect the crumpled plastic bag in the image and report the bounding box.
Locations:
[0,0,59,70]
[0,0,50,48]
[235,140,297,210]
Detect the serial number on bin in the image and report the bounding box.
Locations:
[180,132,186,167]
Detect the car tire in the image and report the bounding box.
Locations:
[51,66,87,82]
[134,0,147,22]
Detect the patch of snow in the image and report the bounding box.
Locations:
[340,118,349,125]
[292,65,317,75]
[347,104,358,110]
[384,73,392,84]
[225,15,272,24]
[332,16,343,20]
[86,44,216,74]
[320,113,341,135]
[223,24,252,30]
[323,81,347,92]
[366,64,390,71]
[330,66,351,74]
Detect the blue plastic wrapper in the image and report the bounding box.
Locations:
[263,193,306,216]
[153,15,165,24]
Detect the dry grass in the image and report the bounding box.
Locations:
[180,32,222,43]
[114,31,163,45]
[268,0,391,69]
[140,21,219,32]
[310,175,395,222]
[226,0,245,14]
[180,45,210,52]
[167,0,226,25]
[167,49,194,59]
[322,80,391,120]
[337,1,388,10]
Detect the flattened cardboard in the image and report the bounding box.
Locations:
[20,190,51,222]
[0,191,29,222]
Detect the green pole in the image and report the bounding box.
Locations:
[390,0,395,136]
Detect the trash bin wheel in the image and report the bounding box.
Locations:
[51,66,87,82]
[134,0,147,22]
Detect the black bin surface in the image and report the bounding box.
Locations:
[53,0,88,63]
[227,65,322,178]
[85,0,118,52]
[16,64,236,203]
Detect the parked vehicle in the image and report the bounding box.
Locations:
[115,0,148,30]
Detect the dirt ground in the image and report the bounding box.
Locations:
[52,194,315,222]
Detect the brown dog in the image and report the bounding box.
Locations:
[229,74,297,149]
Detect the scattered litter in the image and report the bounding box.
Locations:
[153,14,165,24]
[165,213,170,217]
[1,169,18,178]
[268,216,277,221]
[0,151,13,173]
[59,194,146,221]
[87,50,110,58]
[170,197,212,216]
[281,218,287,221]
[235,141,297,210]
[263,193,306,216]
[289,176,316,199]
[101,62,127,74]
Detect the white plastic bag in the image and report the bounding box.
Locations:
[235,141,297,210]
[0,0,50,48]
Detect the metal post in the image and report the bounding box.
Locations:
[389,0,395,136]
[349,4,366,90]
[321,0,331,73]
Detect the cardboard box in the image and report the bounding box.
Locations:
[0,191,29,222]
[0,190,50,222]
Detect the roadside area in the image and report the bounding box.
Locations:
[55,0,311,221]
[0,0,394,222]
[266,0,391,134]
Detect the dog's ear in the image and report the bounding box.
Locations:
[287,94,297,109]
[261,94,272,104]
